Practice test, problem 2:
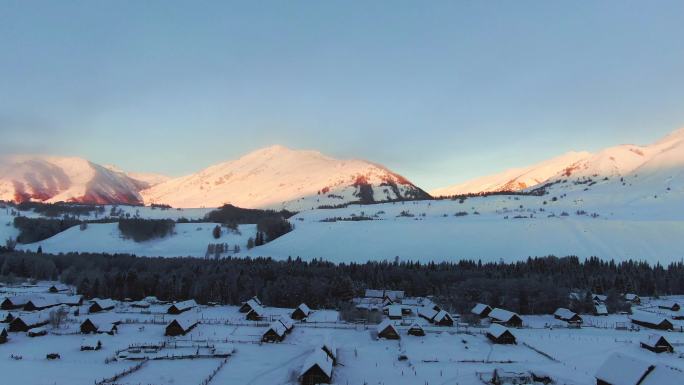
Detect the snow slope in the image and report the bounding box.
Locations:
[0,155,144,205]
[141,145,429,210]
[19,222,255,258]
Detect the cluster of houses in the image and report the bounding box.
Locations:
[299,339,337,385]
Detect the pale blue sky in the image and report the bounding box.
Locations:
[1,1,684,190]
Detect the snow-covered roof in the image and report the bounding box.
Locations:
[658,300,679,309]
[266,321,287,337]
[640,334,669,348]
[169,299,197,311]
[248,303,266,316]
[244,298,261,310]
[13,311,49,326]
[130,300,150,308]
[625,293,639,301]
[59,295,82,306]
[49,283,70,291]
[296,303,311,315]
[418,306,438,320]
[26,297,61,308]
[3,295,35,306]
[376,319,397,334]
[554,308,578,320]
[489,308,519,322]
[92,299,116,309]
[471,303,490,315]
[388,305,403,317]
[168,314,199,331]
[365,289,384,298]
[300,349,333,378]
[487,323,513,339]
[321,337,337,360]
[594,304,608,314]
[408,322,423,330]
[595,352,653,385]
[364,289,404,300]
[433,310,452,323]
[631,312,670,326]
[97,323,117,333]
[278,316,294,330]
[592,294,607,302]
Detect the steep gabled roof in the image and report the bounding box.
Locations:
[300,349,333,378]
[489,308,520,323]
[595,353,653,385]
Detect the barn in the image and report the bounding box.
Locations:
[239,297,262,313]
[9,313,49,332]
[376,320,400,340]
[262,321,287,342]
[167,299,197,314]
[630,313,673,330]
[554,308,583,324]
[165,315,199,336]
[489,308,523,327]
[300,349,333,385]
[407,323,425,337]
[246,304,266,321]
[89,299,116,313]
[291,303,311,320]
[471,303,492,318]
[640,334,674,353]
[658,301,680,311]
[486,324,516,344]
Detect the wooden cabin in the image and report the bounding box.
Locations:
[9,313,49,332]
[418,306,438,323]
[407,323,425,337]
[291,303,311,320]
[486,324,516,344]
[631,313,673,331]
[89,299,116,313]
[239,297,262,313]
[262,321,287,343]
[658,301,680,311]
[246,304,266,321]
[164,316,199,337]
[167,299,197,315]
[80,318,99,334]
[471,303,492,318]
[593,304,608,316]
[640,334,674,353]
[433,310,454,326]
[300,350,333,385]
[489,308,523,327]
[554,308,583,324]
[376,320,400,340]
[595,353,655,385]
[1,296,33,310]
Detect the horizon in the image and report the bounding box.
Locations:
[2,1,684,190]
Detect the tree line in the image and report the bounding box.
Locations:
[0,250,683,315]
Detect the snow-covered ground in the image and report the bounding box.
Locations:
[18,222,255,258]
[1,285,683,385]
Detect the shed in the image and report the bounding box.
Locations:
[630,313,673,330]
[554,308,583,324]
[262,321,287,342]
[164,315,199,336]
[89,299,116,313]
[291,303,311,320]
[300,350,333,385]
[640,334,674,353]
[239,297,262,313]
[167,299,197,314]
[471,303,492,318]
[376,320,400,340]
[407,323,425,337]
[489,308,523,327]
[486,323,516,344]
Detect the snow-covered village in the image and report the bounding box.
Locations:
[3,1,684,384]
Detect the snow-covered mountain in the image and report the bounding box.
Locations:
[103,164,171,188]
[0,155,144,205]
[141,145,430,210]
[433,127,684,196]
[431,151,591,196]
